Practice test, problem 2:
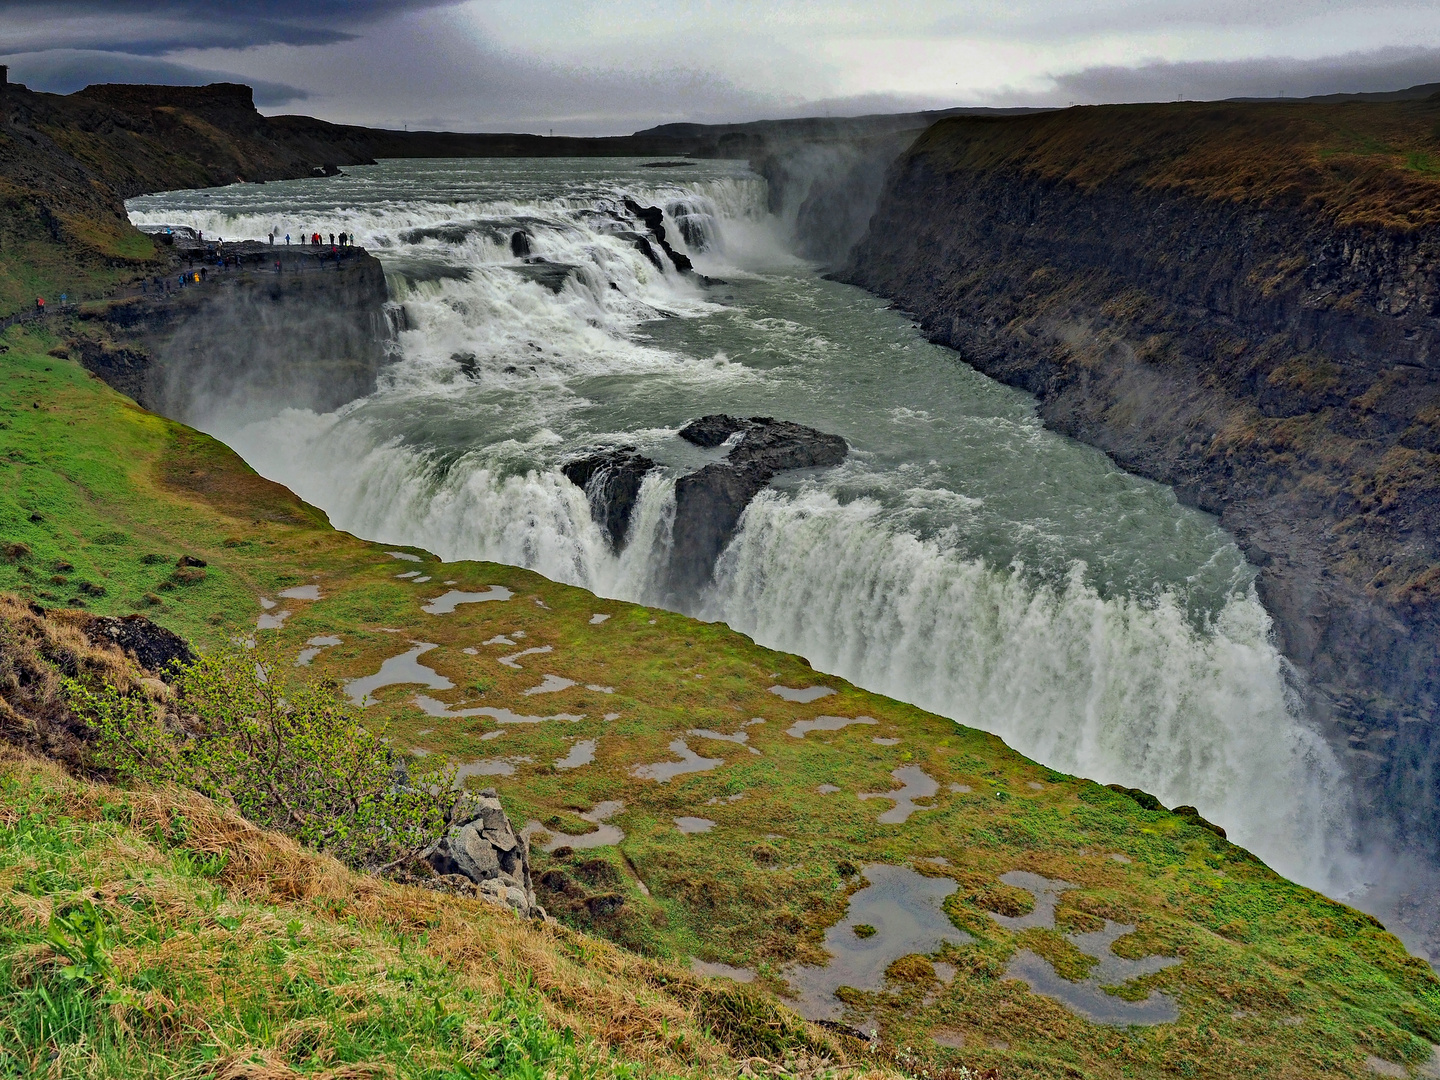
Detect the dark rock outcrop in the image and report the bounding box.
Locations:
[427,788,543,917]
[83,614,195,678]
[623,198,693,273]
[668,416,847,593]
[838,100,1440,855]
[562,447,658,552]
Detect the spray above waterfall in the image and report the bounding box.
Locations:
[127,157,1355,895]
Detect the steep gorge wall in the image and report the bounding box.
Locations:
[839,98,1440,854]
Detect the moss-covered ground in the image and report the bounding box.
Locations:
[3,318,1440,1078]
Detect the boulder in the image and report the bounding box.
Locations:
[562,447,658,552]
[427,788,541,916]
[83,613,196,679]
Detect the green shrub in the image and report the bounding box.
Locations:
[67,651,458,872]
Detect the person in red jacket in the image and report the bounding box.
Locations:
[34,297,44,314]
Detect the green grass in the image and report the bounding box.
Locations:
[2,319,1439,1078]
[0,752,846,1079]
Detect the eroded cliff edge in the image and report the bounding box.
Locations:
[838,97,1440,853]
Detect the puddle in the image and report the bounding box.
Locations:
[590,613,610,624]
[787,715,878,739]
[388,551,423,562]
[994,872,1180,1026]
[279,584,321,601]
[690,959,755,982]
[346,643,452,705]
[480,729,506,741]
[603,712,621,721]
[423,586,514,614]
[524,674,577,695]
[524,800,625,852]
[816,784,841,794]
[631,739,724,782]
[414,576,432,583]
[556,739,596,770]
[396,571,421,579]
[770,685,835,703]
[413,696,583,724]
[783,864,972,1021]
[745,718,765,726]
[989,871,1076,931]
[500,645,552,669]
[859,765,941,824]
[296,634,343,666]
[482,634,515,646]
[454,758,525,780]
[706,792,745,805]
[950,783,971,793]
[256,610,291,630]
[873,737,900,746]
[1027,781,1045,790]
[676,816,716,834]
[688,727,761,755]
[586,683,615,693]
[259,597,276,609]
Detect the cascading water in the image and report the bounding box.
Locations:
[127,157,1356,895]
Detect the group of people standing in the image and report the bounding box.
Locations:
[268,231,355,248]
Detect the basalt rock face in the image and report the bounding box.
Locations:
[560,417,847,594]
[427,788,542,917]
[75,242,395,426]
[668,416,848,593]
[623,198,694,273]
[839,102,1440,855]
[561,447,658,552]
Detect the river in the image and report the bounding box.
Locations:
[128,156,1353,896]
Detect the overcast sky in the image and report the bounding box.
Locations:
[2,1,1439,134]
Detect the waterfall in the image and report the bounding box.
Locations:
[128,159,1356,896]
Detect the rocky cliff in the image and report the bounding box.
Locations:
[72,238,396,426]
[839,96,1440,855]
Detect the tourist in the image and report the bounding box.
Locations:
[34,297,44,314]
[329,233,335,246]
[285,233,291,246]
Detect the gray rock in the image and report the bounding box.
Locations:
[427,796,539,916]
[484,827,517,852]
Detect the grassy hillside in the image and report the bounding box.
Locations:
[4,309,1440,1077]
[915,94,1440,231]
[0,749,866,1079]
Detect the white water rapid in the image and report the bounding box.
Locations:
[128,158,1356,895]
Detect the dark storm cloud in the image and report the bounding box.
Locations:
[1,50,309,104]
[1039,46,1440,104]
[0,1,467,55]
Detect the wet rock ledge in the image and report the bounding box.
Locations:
[563,415,848,597]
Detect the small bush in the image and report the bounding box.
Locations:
[67,651,460,872]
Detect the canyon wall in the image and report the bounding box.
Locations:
[73,242,395,426]
[837,98,1440,854]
